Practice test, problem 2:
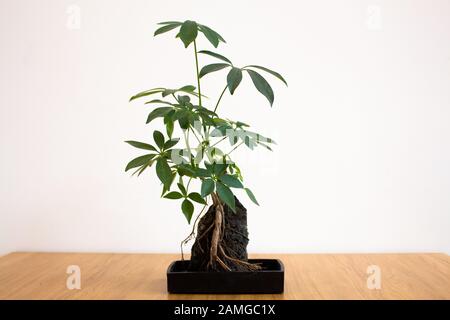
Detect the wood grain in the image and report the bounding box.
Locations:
[0,252,449,299]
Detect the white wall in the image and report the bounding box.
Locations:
[0,0,449,255]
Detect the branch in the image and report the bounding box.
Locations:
[214,85,228,113]
[226,141,244,156]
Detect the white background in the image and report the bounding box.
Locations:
[1,0,449,256]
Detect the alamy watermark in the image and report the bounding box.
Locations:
[366,265,381,290]
[66,4,81,30]
[168,121,276,166]
[66,265,81,290]
[366,5,382,31]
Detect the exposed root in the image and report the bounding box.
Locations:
[196,222,215,242]
[219,245,262,271]
[189,193,258,272]
[208,193,224,270]
[194,221,215,254]
[216,256,231,271]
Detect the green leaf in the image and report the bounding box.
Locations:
[125,154,155,172]
[213,163,227,175]
[197,107,217,117]
[198,50,232,64]
[199,24,226,47]
[164,138,180,150]
[164,114,174,138]
[156,157,172,188]
[153,130,165,149]
[246,65,288,86]
[196,168,211,178]
[235,121,250,128]
[164,138,179,150]
[216,182,236,212]
[177,164,197,177]
[161,89,174,97]
[258,141,273,151]
[177,95,191,105]
[227,67,243,95]
[174,109,190,129]
[220,174,243,188]
[179,20,198,48]
[130,88,165,102]
[201,179,215,197]
[164,191,183,200]
[188,112,200,126]
[145,99,174,106]
[204,162,214,172]
[245,188,259,206]
[178,85,196,92]
[231,163,243,181]
[124,141,157,152]
[199,63,230,78]
[246,69,274,106]
[177,183,187,196]
[198,25,219,47]
[146,107,173,124]
[181,199,194,223]
[161,172,176,195]
[135,163,150,177]
[157,21,182,26]
[188,192,207,205]
[206,26,226,43]
[154,24,180,36]
[161,85,198,98]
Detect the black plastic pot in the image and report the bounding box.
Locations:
[167,259,284,294]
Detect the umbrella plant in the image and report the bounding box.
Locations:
[126,20,287,271]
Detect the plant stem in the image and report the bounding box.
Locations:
[193,40,202,107]
[214,85,228,113]
[206,85,229,138]
[226,141,244,156]
[194,39,209,140]
[211,136,227,147]
[183,129,193,165]
[189,127,202,144]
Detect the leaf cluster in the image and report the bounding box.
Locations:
[126,20,286,223]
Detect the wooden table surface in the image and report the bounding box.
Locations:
[0,252,449,300]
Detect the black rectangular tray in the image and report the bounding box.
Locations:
[167,259,284,294]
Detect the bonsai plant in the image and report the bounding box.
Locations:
[126,20,287,291]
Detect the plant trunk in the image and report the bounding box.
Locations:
[188,193,260,272]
